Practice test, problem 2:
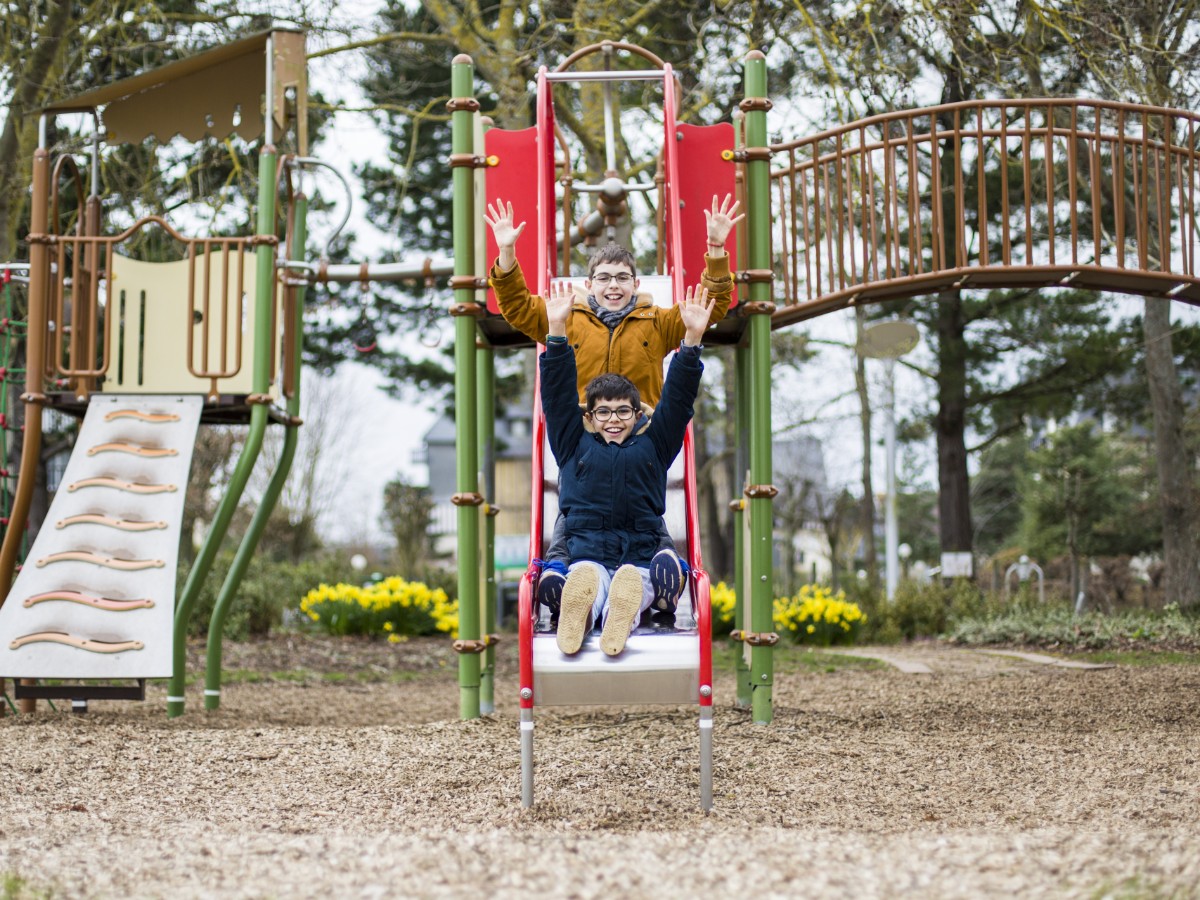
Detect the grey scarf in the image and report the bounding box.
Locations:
[587,294,637,330]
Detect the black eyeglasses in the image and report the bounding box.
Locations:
[591,273,634,286]
[588,405,636,422]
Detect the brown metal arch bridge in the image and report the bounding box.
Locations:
[765,98,1200,325]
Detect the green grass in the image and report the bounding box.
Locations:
[715,643,887,675]
[2,872,54,900]
[1088,874,1184,899]
[215,667,434,685]
[1066,649,1200,667]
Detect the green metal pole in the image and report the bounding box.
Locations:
[168,144,278,718]
[203,192,307,710]
[743,50,775,725]
[732,109,752,709]
[734,343,752,708]
[477,342,496,714]
[451,55,481,720]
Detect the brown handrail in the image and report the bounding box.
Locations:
[768,99,1200,326]
[30,214,265,391]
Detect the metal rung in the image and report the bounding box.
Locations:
[545,70,667,83]
[9,632,144,653]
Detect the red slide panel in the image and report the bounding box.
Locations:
[673,122,739,305]
[483,127,539,314]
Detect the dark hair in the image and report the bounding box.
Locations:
[587,242,637,279]
[585,373,640,412]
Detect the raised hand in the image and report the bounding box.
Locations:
[484,200,526,270]
[546,280,575,336]
[484,200,526,248]
[679,284,715,346]
[703,193,745,252]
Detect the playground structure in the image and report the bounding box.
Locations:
[0,29,312,714]
[446,50,1200,805]
[0,29,1197,805]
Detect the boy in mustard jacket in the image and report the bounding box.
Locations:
[485,195,742,626]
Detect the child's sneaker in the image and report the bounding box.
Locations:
[556,566,598,655]
[648,549,688,615]
[536,561,568,626]
[600,565,644,657]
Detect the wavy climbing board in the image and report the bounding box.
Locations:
[0,395,203,679]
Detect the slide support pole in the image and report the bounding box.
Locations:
[451,55,482,720]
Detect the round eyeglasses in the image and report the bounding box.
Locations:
[590,273,634,286]
[588,405,636,422]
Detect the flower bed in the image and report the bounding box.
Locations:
[299,576,458,641]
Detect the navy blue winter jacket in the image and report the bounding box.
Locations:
[541,339,702,570]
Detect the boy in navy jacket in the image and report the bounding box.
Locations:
[540,280,715,656]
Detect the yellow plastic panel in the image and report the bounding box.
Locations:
[105,251,279,396]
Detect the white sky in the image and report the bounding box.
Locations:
[303,22,442,546]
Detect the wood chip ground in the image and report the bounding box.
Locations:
[1,636,1197,898]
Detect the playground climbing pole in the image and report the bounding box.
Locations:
[451,55,483,720]
[203,186,307,711]
[743,52,776,724]
[477,341,497,714]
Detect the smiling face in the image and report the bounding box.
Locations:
[587,396,638,444]
[585,263,640,312]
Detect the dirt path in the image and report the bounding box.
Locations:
[2,637,1198,898]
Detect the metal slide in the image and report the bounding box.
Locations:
[515,62,714,811]
[0,395,203,681]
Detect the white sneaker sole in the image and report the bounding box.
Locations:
[556,567,598,655]
[600,565,644,656]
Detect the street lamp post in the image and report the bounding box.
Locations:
[859,321,920,602]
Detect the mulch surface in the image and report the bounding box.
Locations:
[1,636,1198,898]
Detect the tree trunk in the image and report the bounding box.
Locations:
[1144,298,1200,607]
[935,288,973,555]
[0,0,74,262]
[854,307,879,592]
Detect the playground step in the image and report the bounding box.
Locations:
[0,394,202,679]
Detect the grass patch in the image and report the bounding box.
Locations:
[388,670,428,684]
[2,872,54,900]
[1066,649,1200,667]
[715,643,887,675]
[1088,874,1180,899]
[215,669,317,685]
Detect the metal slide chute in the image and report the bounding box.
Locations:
[507,56,729,811]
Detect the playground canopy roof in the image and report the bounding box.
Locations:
[43,28,307,151]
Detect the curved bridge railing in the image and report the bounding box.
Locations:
[768,99,1200,326]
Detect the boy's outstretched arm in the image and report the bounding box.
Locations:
[486,198,549,343]
[540,282,584,465]
[649,285,715,463]
[659,193,741,346]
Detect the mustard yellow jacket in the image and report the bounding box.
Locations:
[489,254,733,407]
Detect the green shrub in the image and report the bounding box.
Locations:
[178,554,357,639]
[948,601,1200,650]
[851,578,996,643]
